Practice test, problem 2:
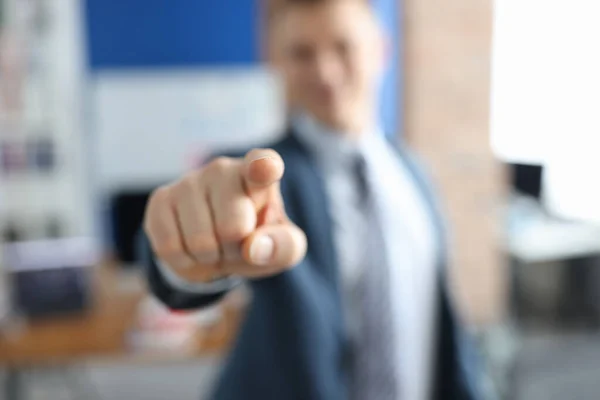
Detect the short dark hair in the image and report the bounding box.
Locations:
[267,0,368,25]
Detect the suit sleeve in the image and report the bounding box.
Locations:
[434,277,482,400]
[137,230,238,310]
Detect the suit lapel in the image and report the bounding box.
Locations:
[389,142,477,399]
[389,140,449,268]
[276,132,341,287]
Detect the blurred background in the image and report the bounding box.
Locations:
[1,0,600,399]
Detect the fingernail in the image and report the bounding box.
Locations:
[250,235,274,266]
[250,156,274,164]
[249,156,276,173]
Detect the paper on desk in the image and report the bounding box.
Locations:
[128,296,197,353]
[128,296,226,353]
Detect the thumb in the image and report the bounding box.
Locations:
[241,223,307,269]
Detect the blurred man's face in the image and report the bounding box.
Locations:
[270,0,385,134]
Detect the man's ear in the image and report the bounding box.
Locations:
[382,33,391,68]
[263,31,282,68]
[265,43,277,68]
[367,27,389,76]
[378,25,391,71]
[366,10,390,74]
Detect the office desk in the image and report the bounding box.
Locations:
[0,263,244,398]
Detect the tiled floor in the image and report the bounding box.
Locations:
[8,337,600,400]
[2,358,222,400]
[512,334,600,400]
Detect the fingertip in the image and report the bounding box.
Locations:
[249,157,284,184]
[244,149,285,187]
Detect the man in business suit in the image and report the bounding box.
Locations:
[142,0,480,399]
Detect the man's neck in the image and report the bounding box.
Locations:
[304,113,378,140]
[334,121,374,140]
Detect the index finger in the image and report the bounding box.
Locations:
[241,148,285,205]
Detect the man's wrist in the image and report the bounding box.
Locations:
[154,258,242,295]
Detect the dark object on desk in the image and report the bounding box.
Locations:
[109,190,152,264]
[12,267,91,318]
[3,238,98,318]
[510,163,543,199]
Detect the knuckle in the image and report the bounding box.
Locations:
[208,156,234,174]
[149,186,171,206]
[144,186,171,229]
[170,174,206,205]
[183,170,200,185]
[175,175,198,196]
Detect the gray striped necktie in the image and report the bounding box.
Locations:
[352,155,401,400]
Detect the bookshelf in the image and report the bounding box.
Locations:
[0,0,93,241]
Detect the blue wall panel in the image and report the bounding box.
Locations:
[373,0,402,136]
[84,0,260,69]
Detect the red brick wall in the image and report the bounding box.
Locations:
[403,0,508,326]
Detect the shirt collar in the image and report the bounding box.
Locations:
[290,113,388,170]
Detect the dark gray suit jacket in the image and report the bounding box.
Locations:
[141,130,481,400]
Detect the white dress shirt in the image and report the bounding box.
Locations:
[292,114,438,400]
[158,114,439,400]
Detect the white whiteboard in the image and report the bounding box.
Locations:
[88,68,285,194]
